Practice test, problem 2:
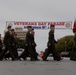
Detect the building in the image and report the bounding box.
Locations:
[4,27,27,40]
[15,28,27,40]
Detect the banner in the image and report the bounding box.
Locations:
[6,21,72,29]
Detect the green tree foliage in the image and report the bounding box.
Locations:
[56,35,74,53]
[16,38,26,48]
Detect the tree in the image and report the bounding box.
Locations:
[56,35,74,53]
[16,38,26,48]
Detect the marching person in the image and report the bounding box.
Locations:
[31,29,39,60]
[0,34,2,54]
[11,29,18,60]
[0,26,16,61]
[70,28,76,61]
[18,28,38,61]
[42,24,62,61]
[18,45,29,60]
[25,26,36,61]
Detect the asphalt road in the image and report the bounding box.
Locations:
[0,57,76,75]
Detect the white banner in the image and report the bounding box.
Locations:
[6,21,72,29]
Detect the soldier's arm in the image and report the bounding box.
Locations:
[54,39,57,44]
[25,32,30,45]
[48,32,53,46]
[49,32,53,43]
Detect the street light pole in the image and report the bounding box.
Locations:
[65,41,66,52]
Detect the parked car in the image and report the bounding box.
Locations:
[17,48,24,56]
[49,53,53,57]
[60,51,70,57]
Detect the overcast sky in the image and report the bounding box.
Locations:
[0,0,76,51]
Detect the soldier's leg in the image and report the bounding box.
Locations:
[70,47,75,60]
[15,49,18,59]
[71,47,76,61]
[8,45,15,60]
[19,50,29,60]
[74,50,76,61]
[0,47,2,54]
[0,47,7,60]
[19,46,29,60]
[43,48,51,60]
[23,46,29,59]
[28,46,36,61]
[32,46,38,60]
[51,45,61,61]
[13,46,18,59]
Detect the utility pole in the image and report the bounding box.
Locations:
[65,41,67,52]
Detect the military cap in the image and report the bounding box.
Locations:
[32,28,34,30]
[11,29,14,31]
[50,24,55,28]
[27,26,32,28]
[7,26,11,29]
